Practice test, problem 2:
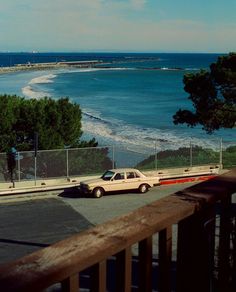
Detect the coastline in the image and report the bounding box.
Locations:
[1,53,233,152]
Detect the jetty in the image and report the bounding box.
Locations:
[0,60,103,74]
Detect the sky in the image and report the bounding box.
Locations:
[0,0,236,53]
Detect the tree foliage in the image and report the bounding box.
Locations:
[0,95,113,181]
[173,53,236,133]
[136,146,236,170]
[0,95,97,152]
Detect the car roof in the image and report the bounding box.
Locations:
[108,168,139,172]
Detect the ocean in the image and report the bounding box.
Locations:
[0,52,234,154]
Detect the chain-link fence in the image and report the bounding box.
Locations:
[0,140,235,183]
[222,141,236,169]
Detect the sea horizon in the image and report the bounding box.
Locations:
[0,50,227,53]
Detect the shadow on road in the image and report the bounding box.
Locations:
[58,187,86,198]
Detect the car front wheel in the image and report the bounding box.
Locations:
[139,184,149,193]
[93,187,104,198]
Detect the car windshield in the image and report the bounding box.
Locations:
[101,170,115,181]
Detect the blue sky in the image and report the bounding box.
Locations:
[0,0,235,53]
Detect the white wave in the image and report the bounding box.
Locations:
[82,110,218,154]
[82,108,105,120]
[21,72,56,99]
[29,73,57,85]
[161,67,169,70]
[57,67,135,75]
[72,68,101,73]
[185,68,199,71]
[107,67,134,71]
[22,85,49,99]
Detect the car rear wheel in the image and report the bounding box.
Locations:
[139,184,149,193]
[93,187,104,198]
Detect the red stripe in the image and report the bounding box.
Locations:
[160,175,216,185]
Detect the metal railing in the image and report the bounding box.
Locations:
[0,169,235,292]
[0,140,235,184]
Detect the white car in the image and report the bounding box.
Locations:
[80,168,160,198]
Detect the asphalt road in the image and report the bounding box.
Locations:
[0,183,196,265]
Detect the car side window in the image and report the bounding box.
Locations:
[127,172,135,179]
[102,171,115,181]
[134,172,140,178]
[114,172,124,180]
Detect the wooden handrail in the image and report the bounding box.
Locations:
[0,169,235,292]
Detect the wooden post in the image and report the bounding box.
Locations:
[90,261,107,292]
[116,247,132,292]
[176,206,216,292]
[138,236,153,292]
[218,196,232,290]
[159,226,172,292]
[232,216,236,290]
[61,274,79,292]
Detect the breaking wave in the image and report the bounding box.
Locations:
[29,73,57,84]
[81,109,218,154]
[21,73,57,99]
[22,85,49,99]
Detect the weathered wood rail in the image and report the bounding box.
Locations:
[0,169,236,292]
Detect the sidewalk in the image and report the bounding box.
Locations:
[0,164,221,197]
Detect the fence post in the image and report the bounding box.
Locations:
[34,156,37,186]
[66,149,69,179]
[17,152,20,182]
[155,141,157,171]
[34,132,38,186]
[190,140,193,167]
[219,138,223,169]
[112,146,115,169]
